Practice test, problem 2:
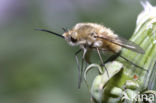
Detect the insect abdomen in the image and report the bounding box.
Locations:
[101,40,122,53]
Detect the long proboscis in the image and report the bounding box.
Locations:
[35,28,64,39]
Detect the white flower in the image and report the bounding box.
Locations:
[137,1,156,25]
[135,1,156,35]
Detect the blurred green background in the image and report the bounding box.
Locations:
[0,0,156,103]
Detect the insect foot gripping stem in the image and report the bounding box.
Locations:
[84,61,123,103]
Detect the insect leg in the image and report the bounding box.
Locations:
[103,51,147,71]
[119,55,147,71]
[78,48,88,89]
[74,49,82,88]
[96,48,109,77]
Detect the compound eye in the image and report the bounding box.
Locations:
[70,36,77,43]
[90,32,97,37]
[90,32,94,36]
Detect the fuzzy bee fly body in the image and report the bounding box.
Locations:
[63,23,122,53]
[36,23,145,88]
[62,23,144,54]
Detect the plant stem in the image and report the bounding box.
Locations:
[87,2,156,103]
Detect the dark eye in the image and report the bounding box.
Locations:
[70,37,77,43]
[90,32,96,37]
[90,32,94,36]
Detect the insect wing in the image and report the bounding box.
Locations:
[96,35,145,54]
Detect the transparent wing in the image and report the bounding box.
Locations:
[95,35,145,54]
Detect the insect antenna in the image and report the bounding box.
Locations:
[62,27,68,32]
[35,28,64,39]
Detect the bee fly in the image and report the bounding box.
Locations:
[35,23,145,88]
